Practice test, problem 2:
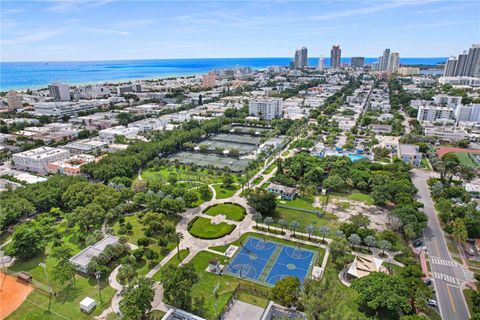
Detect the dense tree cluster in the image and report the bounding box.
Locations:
[0,175,84,230]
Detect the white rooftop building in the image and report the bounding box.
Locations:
[12,147,70,175]
[69,235,119,273]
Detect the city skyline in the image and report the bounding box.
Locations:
[1,0,479,62]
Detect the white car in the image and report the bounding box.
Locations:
[428,299,437,307]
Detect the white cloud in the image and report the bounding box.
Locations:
[45,0,115,13]
[84,28,131,36]
[3,30,63,45]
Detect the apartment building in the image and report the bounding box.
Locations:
[12,146,70,174]
[248,98,283,120]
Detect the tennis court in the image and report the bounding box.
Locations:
[224,237,317,286]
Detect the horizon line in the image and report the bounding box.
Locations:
[1,56,449,64]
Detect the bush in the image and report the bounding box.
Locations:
[138,238,151,247]
[132,248,144,261]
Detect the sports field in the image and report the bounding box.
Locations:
[0,273,33,319]
[224,237,316,286]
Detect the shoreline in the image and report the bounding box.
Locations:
[0,57,446,92]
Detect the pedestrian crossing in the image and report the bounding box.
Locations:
[432,272,460,285]
[464,269,476,282]
[430,258,458,267]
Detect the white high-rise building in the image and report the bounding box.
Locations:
[464,44,480,77]
[318,55,325,71]
[387,52,400,74]
[454,51,468,76]
[444,56,457,77]
[249,98,283,120]
[455,104,473,123]
[380,48,391,71]
[48,83,71,101]
[417,105,455,122]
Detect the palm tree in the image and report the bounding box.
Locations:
[172,232,184,259]
[318,225,330,243]
[364,235,377,249]
[378,239,391,255]
[253,213,262,227]
[264,217,274,231]
[335,230,345,239]
[118,263,136,284]
[305,225,315,240]
[348,233,361,249]
[278,219,288,233]
[291,221,300,236]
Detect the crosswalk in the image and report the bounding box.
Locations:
[432,272,461,285]
[430,258,458,267]
[464,269,476,282]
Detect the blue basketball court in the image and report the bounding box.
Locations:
[224,236,317,286]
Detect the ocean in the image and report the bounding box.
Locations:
[0,57,447,91]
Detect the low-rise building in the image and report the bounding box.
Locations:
[48,154,96,176]
[69,235,119,273]
[398,144,421,167]
[12,147,70,174]
[424,126,469,142]
[267,182,298,200]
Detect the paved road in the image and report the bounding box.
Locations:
[411,169,470,320]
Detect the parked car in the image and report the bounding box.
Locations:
[467,248,475,256]
[424,278,432,286]
[428,299,437,307]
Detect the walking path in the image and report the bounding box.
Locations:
[98,136,324,318]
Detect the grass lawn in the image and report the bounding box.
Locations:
[111,214,178,276]
[7,226,115,320]
[261,182,269,189]
[203,203,246,222]
[331,190,374,205]
[142,166,229,185]
[277,196,315,210]
[454,152,477,167]
[213,184,240,199]
[188,217,236,239]
[236,290,269,308]
[152,248,190,281]
[264,163,276,174]
[464,288,476,315]
[188,251,246,320]
[252,176,263,185]
[421,157,431,170]
[273,206,339,235]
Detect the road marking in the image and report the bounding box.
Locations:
[434,241,440,256]
[464,269,475,281]
[432,272,460,286]
[431,258,457,267]
[447,285,457,313]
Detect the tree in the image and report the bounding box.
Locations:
[160,264,199,311]
[223,174,234,188]
[51,245,76,287]
[330,238,350,263]
[119,278,155,320]
[7,223,45,259]
[348,233,361,249]
[247,189,277,215]
[352,272,411,315]
[278,219,288,233]
[118,262,137,284]
[318,225,330,242]
[264,216,274,231]
[400,265,431,313]
[322,174,346,192]
[291,220,300,236]
[364,235,377,249]
[305,225,315,240]
[272,276,301,308]
[253,213,262,227]
[450,218,468,244]
[378,239,392,255]
[350,214,370,229]
[172,232,184,259]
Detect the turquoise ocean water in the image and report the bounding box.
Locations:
[0,57,447,90]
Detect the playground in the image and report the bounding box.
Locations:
[0,273,33,319]
[224,237,317,286]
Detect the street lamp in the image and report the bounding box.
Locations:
[39,262,52,311]
[95,271,103,303]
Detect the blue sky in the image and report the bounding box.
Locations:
[1,0,479,61]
